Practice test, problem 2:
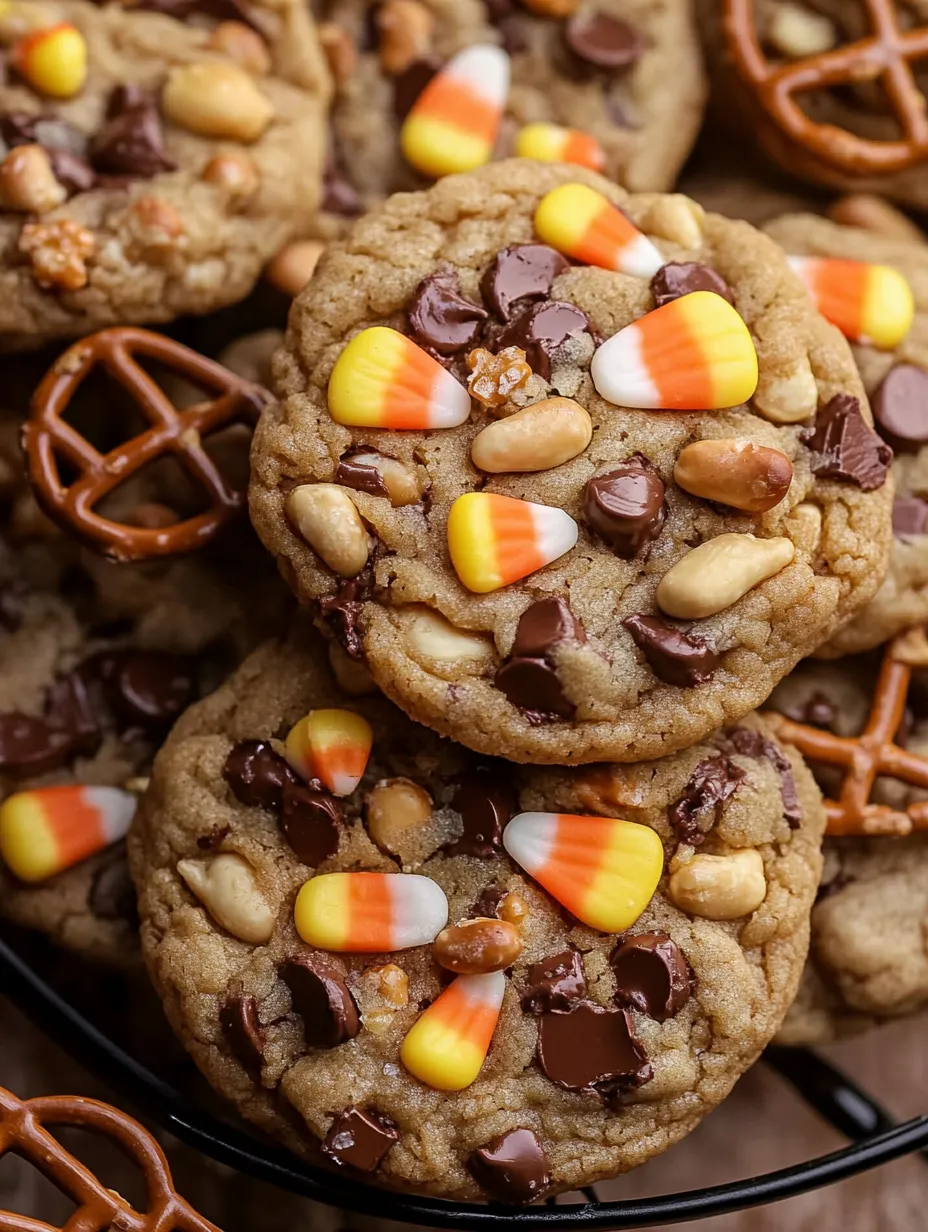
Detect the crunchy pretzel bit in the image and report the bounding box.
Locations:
[466,345,532,409]
[19,217,95,290]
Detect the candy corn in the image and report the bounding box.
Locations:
[515,122,606,173]
[502,812,664,933]
[0,786,136,885]
[787,256,914,350]
[447,492,578,594]
[401,971,505,1091]
[328,327,471,430]
[12,22,87,98]
[401,46,510,179]
[591,291,758,410]
[294,872,449,951]
[285,708,373,797]
[534,183,663,279]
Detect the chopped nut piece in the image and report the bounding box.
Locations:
[19,218,95,290]
[467,346,532,409]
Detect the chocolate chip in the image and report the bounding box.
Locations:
[495,597,586,721]
[47,149,95,195]
[611,933,691,1022]
[893,496,928,537]
[470,882,507,919]
[280,784,342,866]
[522,949,587,1014]
[220,995,265,1070]
[88,852,137,923]
[91,89,175,179]
[280,953,360,1048]
[481,244,570,321]
[470,1128,551,1205]
[583,456,666,557]
[494,301,592,380]
[495,657,574,720]
[806,394,892,491]
[623,614,720,687]
[444,766,516,858]
[0,669,101,778]
[512,596,586,658]
[727,727,801,829]
[335,453,389,499]
[319,573,371,661]
[650,262,734,310]
[223,740,300,811]
[871,364,928,452]
[564,11,643,70]
[321,1107,399,1172]
[669,757,745,846]
[392,56,442,121]
[537,1004,651,1100]
[407,270,488,355]
[103,651,195,729]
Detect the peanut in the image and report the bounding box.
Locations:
[177,853,276,943]
[128,196,184,247]
[668,849,767,920]
[674,439,793,513]
[162,63,274,143]
[471,397,592,473]
[206,21,271,74]
[0,144,66,213]
[639,195,704,250]
[366,777,433,855]
[767,3,836,57]
[265,239,324,297]
[399,605,496,666]
[657,533,795,619]
[344,450,423,506]
[752,360,818,425]
[499,889,528,927]
[827,194,926,244]
[318,21,357,86]
[377,0,434,75]
[433,916,523,974]
[202,151,261,196]
[285,483,371,577]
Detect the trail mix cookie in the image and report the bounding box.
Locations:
[251,159,893,765]
[764,212,928,655]
[129,621,824,1201]
[0,0,329,351]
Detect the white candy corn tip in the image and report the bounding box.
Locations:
[591,325,657,408]
[623,233,665,280]
[447,44,510,106]
[502,811,557,875]
[531,502,579,562]
[458,969,507,1009]
[391,875,450,948]
[431,366,473,428]
[96,787,138,841]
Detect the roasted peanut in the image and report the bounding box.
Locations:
[207,21,271,74]
[265,239,324,297]
[318,21,357,85]
[366,777,433,855]
[471,397,592,473]
[752,360,818,425]
[0,144,66,213]
[640,195,704,249]
[377,0,434,74]
[767,2,836,56]
[433,916,524,974]
[202,151,261,196]
[285,483,370,577]
[178,853,276,943]
[657,533,795,619]
[674,439,793,513]
[499,889,528,927]
[668,849,767,920]
[399,605,496,665]
[828,194,926,244]
[339,450,423,506]
[162,63,274,142]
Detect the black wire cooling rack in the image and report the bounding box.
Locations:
[2,927,927,1229]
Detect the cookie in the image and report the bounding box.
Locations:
[129,619,824,1201]
[0,0,329,351]
[764,212,928,655]
[251,158,893,765]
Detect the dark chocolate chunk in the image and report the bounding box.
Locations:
[511,596,586,658]
[0,112,37,146]
[470,1128,551,1205]
[103,651,196,728]
[893,496,928,538]
[392,56,441,121]
[481,244,570,321]
[220,995,265,1070]
[91,89,176,179]
[470,882,507,919]
[88,852,138,923]
[727,726,802,828]
[623,614,719,687]
[495,597,585,721]
[650,262,734,309]
[280,783,342,866]
[522,949,587,1014]
[223,739,300,811]
[321,1106,399,1172]
[495,657,574,720]
[611,932,691,1022]
[319,573,371,661]
[871,364,928,452]
[583,457,666,557]
[47,148,96,194]
[537,1003,651,1099]
[564,11,643,69]
[494,300,592,380]
[669,756,745,846]
[407,270,488,355]
[0,669,101,778]
[444,765,516,858]
[335,453,389,498]
[280,952,360,1048]
[806,394,892,491]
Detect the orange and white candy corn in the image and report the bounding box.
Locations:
[401,45,510,178]
[294,872,449,951]
[401,971,505,1091]
[447,492,578,594]
[12,22,88,98]
[515,122,606,173]
[788,256,914,350]
[591,290,758,410]
[534,183,663,279]
[0,786,136,885]
[502,812,664,933]
[285,708,373,797]
[328,327,471,430]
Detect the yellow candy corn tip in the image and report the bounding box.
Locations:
[327,327,407,428]
[678,290,759,406]
[534,183,605,252]
[0,795,59,884]
[581,822,664,933]
[294,876,349,949]
[402,118,493,178]
[401,1025,486,1092]
[861,264,915,350]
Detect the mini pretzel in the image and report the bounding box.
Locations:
[723,0,928,175]
[765,631,928,836]
[22,327,269,563]
[0,1085,220,1232]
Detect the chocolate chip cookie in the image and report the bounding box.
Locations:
[0,0,329,351]
[251,159,893,765]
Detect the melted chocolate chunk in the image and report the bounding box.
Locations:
[335,453,389,498]
[407,270,488,355]
[537,1004,651,1100]
[893,496,928,537]
[564,11,644,69]
[220,995,265,1070]
[522,950,587,1014]
[91,88,175,179]
[727,727,802,828]
[392,56,441,122]
[444,766,516,858]
[223,740,300,811]
[280,783,342,866]
[319,573,371,661]
[470,1128,551,1205]
[583,457,666,557]
[495,598,586,721]
[512,596,586,658]
[623,614,719,687]
[321,1107,399,1172]
[0,669,101,778]
[494,301,592,380]
[495,657,574,720]
[871,364,928,452]
[650,262,734,309]
[481,244,570,321]
[47,148,95,194]
[470,882,507,919]
[669,757,745,846]
[806,394,892,491]
[89,852,138,923]
[280,953,360,1048]
[103,651,196,728]
[611,933,691,1022]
